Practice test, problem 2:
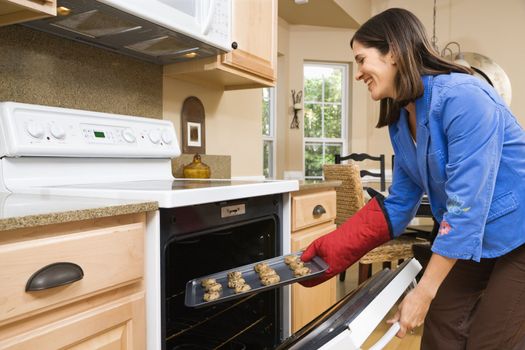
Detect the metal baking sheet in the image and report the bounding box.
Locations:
[185,252,328,308]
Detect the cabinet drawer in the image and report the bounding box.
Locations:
[292,190,336,231]
[0,293,145,350]
[0,222,144,324]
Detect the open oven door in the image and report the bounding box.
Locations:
[279,258,422,350]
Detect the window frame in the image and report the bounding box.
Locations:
[262,87,276,179]
[303,62,349,179]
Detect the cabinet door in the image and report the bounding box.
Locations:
[0,293,145,350]
[220,0,276,81]
[291,222,337,332]
[0,0,56,26]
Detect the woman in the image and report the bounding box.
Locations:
[301,8,525,350]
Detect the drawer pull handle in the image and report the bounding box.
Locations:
[312,205,326,217]
[26,262,84,292]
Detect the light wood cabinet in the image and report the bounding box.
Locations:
[291,187,337,332]
[0,213,146,350]
[164,0,277,90]
[0,0,56,27]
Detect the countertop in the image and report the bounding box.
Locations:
[296,180,342,192]
[0,192,158,231]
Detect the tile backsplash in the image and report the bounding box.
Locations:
[0,25,162,119]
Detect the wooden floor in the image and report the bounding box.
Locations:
[336,263,423,350]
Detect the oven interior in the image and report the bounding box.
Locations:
[160,195,283,350]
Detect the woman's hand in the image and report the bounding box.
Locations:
[387,284,433,337]
[387,253,457,337]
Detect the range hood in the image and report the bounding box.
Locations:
[22,0,231,65]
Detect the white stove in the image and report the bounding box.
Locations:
[0,102,421,350]
[0,102,298,349]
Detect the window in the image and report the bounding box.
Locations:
[303,63,348,179]
[262,87,276,179]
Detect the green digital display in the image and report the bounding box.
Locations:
[94,131,105,138]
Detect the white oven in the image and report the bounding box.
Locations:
[0,102,421,350]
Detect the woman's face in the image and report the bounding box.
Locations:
[353,40,398,100]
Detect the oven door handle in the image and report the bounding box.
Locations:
[367,321,400,350]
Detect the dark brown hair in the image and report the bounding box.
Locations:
[350,8,472,127]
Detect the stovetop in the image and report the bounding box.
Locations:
[52,179,266,191]
[25,178,299,208]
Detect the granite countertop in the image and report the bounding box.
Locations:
[296,180,342,192]
[0,193,158,231]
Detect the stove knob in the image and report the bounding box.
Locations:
[122,128,136,143]
[149,130,161,144]
[50,124,66,139]
[161,130,173,144]
[26,121,45,139]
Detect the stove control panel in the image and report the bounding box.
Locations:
[0,102,181,158]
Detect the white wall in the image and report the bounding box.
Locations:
[371,0,525,124]
[163,77,263,177]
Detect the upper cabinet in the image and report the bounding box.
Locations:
[0,0,56,26]
[164,0,277,90]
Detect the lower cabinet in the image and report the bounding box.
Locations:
[291,187,337,332]
[0,213,146,350]
[1,293,145,350]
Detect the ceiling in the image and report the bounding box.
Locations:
[278,0,360,29]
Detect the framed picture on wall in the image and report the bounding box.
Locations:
[181,96,206,154]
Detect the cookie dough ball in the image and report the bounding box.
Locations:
[293,267,311,277]
[228,277,246,288]
[206,282,222,293]
[284,255,299,265]
[227,271,242,280]
[234,283,252,293]
[203,291,220,301]
[201,278,216,288]
[259,268,277,279]
[261,274,281,286]
[289,261,304,270]
[254,262,270,273]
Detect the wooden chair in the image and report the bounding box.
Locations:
[323,163,365,227]
[335,153,386,192]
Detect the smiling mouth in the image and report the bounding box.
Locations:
[364,78,373,88]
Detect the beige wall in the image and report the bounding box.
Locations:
[277,0,525,176]
[162,77,263,177]
[276,23,380,177]
[370,0,525,124]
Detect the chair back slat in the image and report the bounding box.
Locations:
[335,153,386,192]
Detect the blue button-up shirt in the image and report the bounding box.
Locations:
[385,73,525,261]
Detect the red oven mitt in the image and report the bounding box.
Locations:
[300,196,392,287]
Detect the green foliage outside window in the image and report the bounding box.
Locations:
[304,64,346,178]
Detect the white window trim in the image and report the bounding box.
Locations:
[303,62,349,179]
[263,87,277,179]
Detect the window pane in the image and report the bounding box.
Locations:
[305,143,323,177]
[263,140,273,178]
[325,143,342,164]
[262,88,270,136]
[324,104,342,138]
[304,65,329,101]
[304,103,322,138]
[324,68,343,103]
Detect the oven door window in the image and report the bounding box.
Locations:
[164,217,280,350]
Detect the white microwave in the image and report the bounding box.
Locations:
[99,0,232,52]
[23,0,232,64]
